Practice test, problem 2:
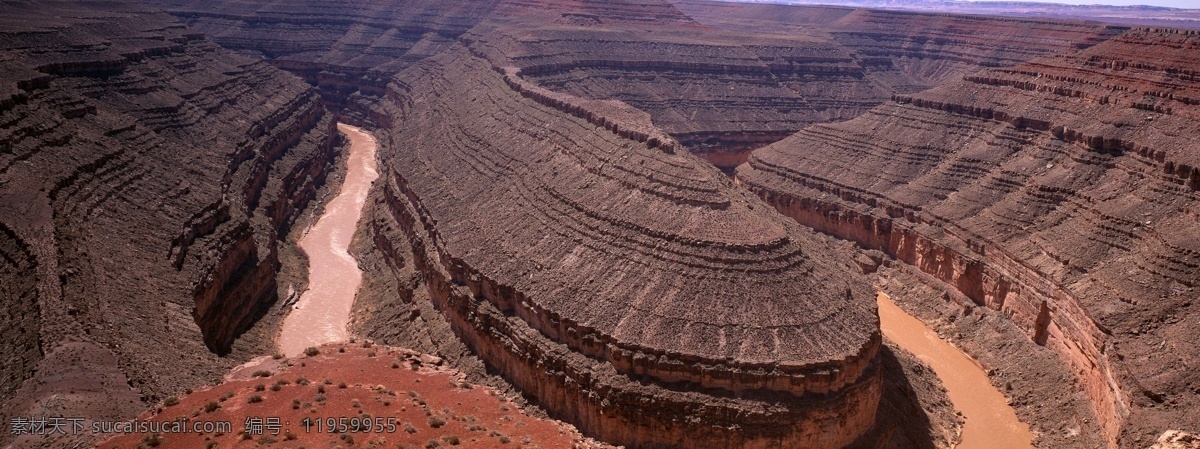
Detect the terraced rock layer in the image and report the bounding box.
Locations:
[0,1,337,445]
[511,1,1125,167]
[143,0,500,122]
[146,0,1121,170]
[738,27,1200,447]
[361,41,883,447]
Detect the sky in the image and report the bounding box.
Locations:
[962,0,1199,7]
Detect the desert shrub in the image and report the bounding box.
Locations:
[427,417,446,428]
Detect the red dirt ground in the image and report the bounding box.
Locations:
[100,343,609,449]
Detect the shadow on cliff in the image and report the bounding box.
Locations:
[853,345,953,449]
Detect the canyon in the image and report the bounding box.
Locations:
[277,124,378,357]
[0,1,339,447]
[1,0,1198,448]
[877,292,1032,448]
[737,26,1200,447]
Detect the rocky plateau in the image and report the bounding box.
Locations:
[1,0,1198,448]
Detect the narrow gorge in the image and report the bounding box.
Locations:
[2,1,1198,448]
[277,124,378,357]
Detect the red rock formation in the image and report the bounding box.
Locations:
[147,0,1121,172]
[739,27,1200,447]
[144,0,500,118]
[364,41,883,447]
[0,2,338,446]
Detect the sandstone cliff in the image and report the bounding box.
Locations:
[147,0,1122,172]
[360,41,884,447]
[0,2,337,445]
[738,27,1200,447]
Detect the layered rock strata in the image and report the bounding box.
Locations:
[509,1,1124,167]
[0,1,337,442]
[738,28,1200,447]
[144,0,499,118]
[148,0,1121,171]
[364,42,883,447]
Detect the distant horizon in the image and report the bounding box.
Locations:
[747,0,1200,9]
[961,0,1199,8]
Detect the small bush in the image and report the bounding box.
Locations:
[443,435,461,445]
[404,422,417,434]
[425,440,440,449]
[254,384,265,392]
[247,395,263,404]
[304,347,320,357]
[203,401,220,413]
[252,370,271,378]
[338,382,347,389]
[272,353,284,360]
[163,397,179,407]
[270,384,281,392]
[317,384,325,394]
[427,417,446,428]
[143,434,163,447]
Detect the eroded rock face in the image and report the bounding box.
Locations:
[147,0,1121,172]
[510,1,1124,168]
[362,41,883,447]
[0,1,337,441]
[125,0,1178,445]
[143,0,500,120]
[738,28,1200,447]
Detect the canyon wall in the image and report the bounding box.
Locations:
[362,40,885,447]
[128,1,1182,445]
[515,0,1125,167]
[143,0,501,121]
[147,0,1122,170]
[0,1,338,442]
[738,28,1200,447]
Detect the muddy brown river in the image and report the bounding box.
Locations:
[278,124,378,357]
[272,122,1031,446]
[878,292,1034,449]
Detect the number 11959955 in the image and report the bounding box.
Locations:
[300,416,397,433]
